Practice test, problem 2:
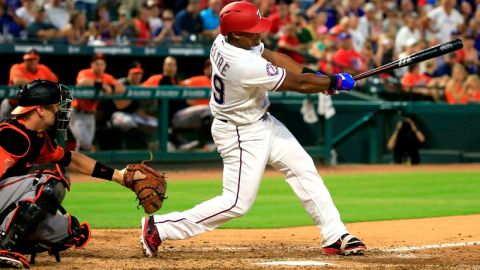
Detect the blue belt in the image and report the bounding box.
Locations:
[217,113,267,124]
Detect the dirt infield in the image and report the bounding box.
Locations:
[29,215,480,269]
[32,164,480,269]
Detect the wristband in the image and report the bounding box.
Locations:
[302,67,325,77]
[328,75,338,91]
[302,67,317,74]
[91,161,114,181]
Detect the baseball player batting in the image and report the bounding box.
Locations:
[0,80,147,268]
[140,1,365,257]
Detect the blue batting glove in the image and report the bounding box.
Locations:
[315,71,324,76]
[333,73,356,91]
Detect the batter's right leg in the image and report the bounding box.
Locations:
[266,116,366,255]
[266,116,347,245]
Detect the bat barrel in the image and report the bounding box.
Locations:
[353,39,463,81]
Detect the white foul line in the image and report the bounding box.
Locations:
[256,261,333,266]
[383,241,480,252]
[162,241,480,253]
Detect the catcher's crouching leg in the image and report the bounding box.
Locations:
[0,200,49,269]
[0,175,65,249]
[35,179,90,262]
[0,179,68,267]
[0,201,49,251]
[47,216,91,261]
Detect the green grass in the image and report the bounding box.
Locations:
[63,171,480,229]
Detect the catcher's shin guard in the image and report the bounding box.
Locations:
[47,216,91,262]
[0,178,67,252]
[0,201,48,251]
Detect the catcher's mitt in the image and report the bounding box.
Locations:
[123,162,167,214]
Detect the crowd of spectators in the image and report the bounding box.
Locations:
[2,0,479,103]
[0,0,227,45]
[261,0,480,104]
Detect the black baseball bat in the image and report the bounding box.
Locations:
[353,39,463,81]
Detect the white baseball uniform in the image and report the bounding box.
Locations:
[150,35,348,246]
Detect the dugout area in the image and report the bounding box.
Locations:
[3,85,478,164]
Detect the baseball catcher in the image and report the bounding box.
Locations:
[0,80,163,269]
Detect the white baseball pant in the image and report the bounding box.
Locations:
[151,113,347,246]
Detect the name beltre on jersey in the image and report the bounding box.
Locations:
[210,42,231,76]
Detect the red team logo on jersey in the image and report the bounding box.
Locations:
[266,63,279,76]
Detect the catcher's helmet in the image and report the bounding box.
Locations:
[11,79,74,138]
[12,80,61,115]
[219,1,271,36]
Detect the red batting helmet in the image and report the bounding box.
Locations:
[219,1,271,36]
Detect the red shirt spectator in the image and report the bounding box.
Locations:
[401,71,431,91]
[400,64,443,101]
[134,6,151,45]
[267,0,291,35]
[277,23,305,64]
[445,84,468,104]
[469,90,480,102]
[464,75,480,103]
[445,63,468,104]
[332,34,366,74]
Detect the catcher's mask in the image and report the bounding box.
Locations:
[12,79,74,139]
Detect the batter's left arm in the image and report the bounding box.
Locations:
[262,48,355,94]
[262,48,304,74]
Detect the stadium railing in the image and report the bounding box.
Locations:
[1,85,479,164]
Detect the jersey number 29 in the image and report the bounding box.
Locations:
[213,74,224,104]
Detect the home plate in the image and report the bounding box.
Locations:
[256,261,333,266]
